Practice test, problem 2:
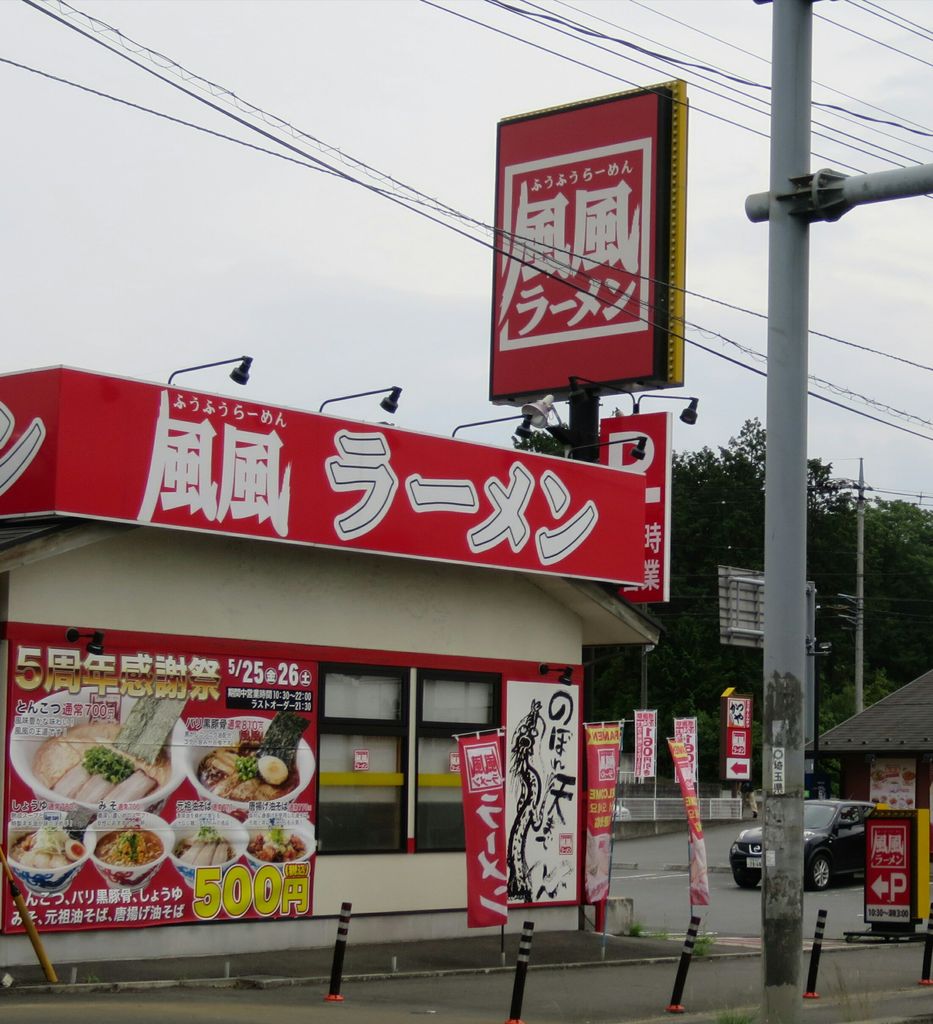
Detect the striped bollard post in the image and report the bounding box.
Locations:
[505,920,535,1024]
[666,915,701,1014]
[324,901,352,1002]
[919,903,933,985]
[803,908,828,998]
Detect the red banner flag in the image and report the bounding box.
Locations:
[668,737,710,907]
[457,733,508,927]
[584,723,621,904]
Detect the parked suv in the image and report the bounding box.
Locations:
[729,799,875,891]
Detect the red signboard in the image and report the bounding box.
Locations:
[457,733,507,928]
[490,83,687,402]
[720,693,753,782]
[583,722,620,904]
[3,625,317,934]
[601,411,671,602]
[0,367,645,586]
[865,816,913,925]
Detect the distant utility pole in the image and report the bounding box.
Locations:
[855,458,866,714]
[748,2,933,1021]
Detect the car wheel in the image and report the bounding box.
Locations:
[806,852,832,891]
[732,868,761,889]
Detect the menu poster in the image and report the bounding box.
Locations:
[3,630,317,934]
[869,758,917,810]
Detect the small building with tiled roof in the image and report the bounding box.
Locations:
[816,669,933,817]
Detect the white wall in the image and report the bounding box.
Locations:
[7,526,582,664]
[1,526,588,967]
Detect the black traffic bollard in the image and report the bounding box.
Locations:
[803,908,828,998]
[666,915,701,1014]
[919,903,933,985]
[505,920,535,1024]
[324,900,352,1002]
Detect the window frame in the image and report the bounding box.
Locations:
[316,663,410,855]
[414,669,500,853]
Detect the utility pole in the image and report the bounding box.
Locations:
[758,4,811,1019]
[748,0,933,1017]
[855,458,865,714]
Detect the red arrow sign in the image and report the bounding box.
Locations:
[727,758,750,778]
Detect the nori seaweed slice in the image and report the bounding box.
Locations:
[257,711,309,771]
[113,694,185,765]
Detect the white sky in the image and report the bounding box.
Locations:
[3,0,933,508]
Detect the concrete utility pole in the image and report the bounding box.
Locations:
[855,458,865,714]
[749,2,933,1019]
[758,3,811,1019]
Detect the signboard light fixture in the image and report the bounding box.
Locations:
[451,413,527,439]
[319,385,402,416]
[538,663,574,686]
[168,355,253,388]
[64,627,105,656]
[632,394,699,425]
[520,394,561,429]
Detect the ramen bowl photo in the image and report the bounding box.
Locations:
[179,712,314,809]
[169,814,248,889]
[244,820,315,872]
[7,824,90,895]
[86,812,174,891]
[10,690,185,816]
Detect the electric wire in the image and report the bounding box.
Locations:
[845,0,933,45]
[816,9,933,71]
[16,0,933,445]
[489,0,933,165]
[24,0,933,383]
[506,0,933,164]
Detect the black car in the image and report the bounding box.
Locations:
[729,799,875,891]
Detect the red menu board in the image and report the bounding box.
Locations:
[3,627,317,934]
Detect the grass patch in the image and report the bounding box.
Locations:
[693,931,716,957]
[716,1011,757,1024]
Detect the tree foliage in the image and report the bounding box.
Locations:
[592,418,933,784]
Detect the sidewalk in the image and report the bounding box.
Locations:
[6,926,933,1024]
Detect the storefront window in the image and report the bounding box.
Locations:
[318,668,406,853]
[416,672,498,852]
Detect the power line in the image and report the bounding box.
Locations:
[18,0,933,447]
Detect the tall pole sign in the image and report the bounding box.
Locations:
[490,82,687,404]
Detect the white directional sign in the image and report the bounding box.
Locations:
[727,758,750,779]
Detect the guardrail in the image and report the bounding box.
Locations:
[620,797,743,821]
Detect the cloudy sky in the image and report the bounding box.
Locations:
[3,0,933,509]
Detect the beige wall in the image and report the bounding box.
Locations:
[7,526,583,664]
[0,526,591,966]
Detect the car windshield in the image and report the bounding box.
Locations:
[803,803,838,829]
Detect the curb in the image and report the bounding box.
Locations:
[0,950,766,997]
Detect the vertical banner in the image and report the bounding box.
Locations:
[505,681,578,905]
[634,709,657,779]
[584,723,621,904]
[673,717,698,784]
[668,738,710,907]
[457,733,508,928]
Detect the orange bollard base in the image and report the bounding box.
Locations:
[504,1018,525,1023]
[803,992,820,999]
[666,1005,685,1014]
[324,994,345,1002]
[919,980,933,986]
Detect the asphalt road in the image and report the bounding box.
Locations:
[611,819,909,944]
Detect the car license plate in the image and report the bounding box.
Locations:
[746,856,762,869]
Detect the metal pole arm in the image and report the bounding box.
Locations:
[746,163,933,223]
